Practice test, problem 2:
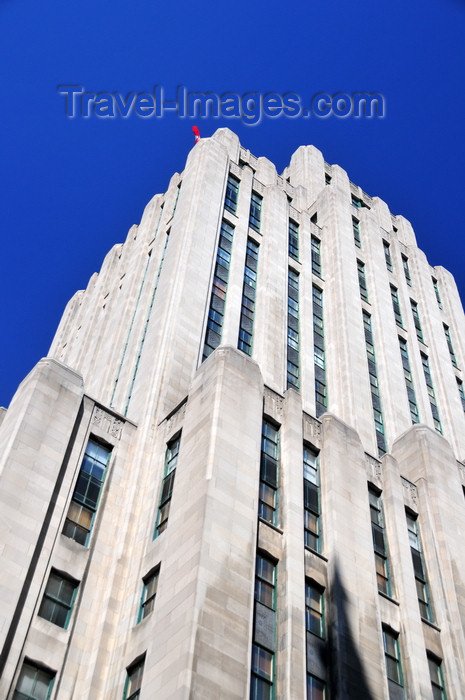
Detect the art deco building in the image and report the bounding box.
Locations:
[1,128,465,699]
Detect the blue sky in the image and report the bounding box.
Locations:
[1,0,464,406]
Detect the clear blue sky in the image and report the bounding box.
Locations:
[1,0,464,407]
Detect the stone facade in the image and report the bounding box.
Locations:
[1,128,465,698]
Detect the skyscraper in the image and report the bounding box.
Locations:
[1,128,464,699]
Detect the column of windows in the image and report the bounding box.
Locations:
[311,236,322,277]
[363,311,387,455]
[399,337,420,423]
[305,579,327,699]
[250,554,277,700]
[62,439,112,546]
[202,220,235,360]
[353,217,361,248]
[402,255,412,286]
[289,219,299,260]
[249,191,262,232]
[421,353,442,433]
[313,287,327,417]
[287,269,300,389]
[224,174,240,214]
[410,300,424,343]
[303,446,321,552]
[443,324,458,368]
[390,286,403,327]
[383,241,393,272]
[432,277,443,309]
[259,420,279,526]
[357,260,369,302]
[154,435,181,537]
[406,512,433,622]
[238,239,259,355]
[383,628,405,699]
[369,487,392,595]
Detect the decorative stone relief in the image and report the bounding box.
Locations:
[165,400,187,437]
[289,206,300,222]
[303,415,322,448]
[229,162,242,179]
[253,179,265,196]
[239,148,249,162]
[365,454,382,484]
[92,406,124,440]
[264,387,284,421]
[249,155,258,170]
[401,477,418,509]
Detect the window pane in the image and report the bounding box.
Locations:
[307,674,326,700]
[14,663,54,700]
[251,645,273,680]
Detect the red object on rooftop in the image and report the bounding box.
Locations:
[192,125,200,143]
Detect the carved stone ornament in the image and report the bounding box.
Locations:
[229,162,242,179]
[365,454,382,483]
[92,406,123,440]
[401,477,418,509]
[264,387,284,421]
[303,415,322,448]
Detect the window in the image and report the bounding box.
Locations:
[402,255,412,286]
[428,655,447,700]
[357,260,369,302]
[457,378,465,411]
[13,661,55,700]
[369,488,391,595]
[303,446,321,552]
[311,236,322,277]
[249,191,263,232]
[443,324,458,368]
[313,286,327,417]
[390,286,403,327]
[399,338,419,424]
[255,554,276,609]
[353,217,361,248]
[124,657,145,700]
[383,241,393,272]
[288,219,299,260]
[307,674,326,700]
[363,312,386,456]
[287,269,300,388]
[224,174,239,214]
[432,277,443,309]
[155,435,181,537]
[351,195,362,208]
[251,554,277,700]
[406,512,433,621]
[259,421,279,525]
[38,570,79,629]
[63,439,111,546]
[421,353,442,433]
[251,644,274,700]
[203,220,235,360]
[383,628,404,696]
[305,580,324,637]
[238,239,259,355]
[410,300,424,342]
[138,566,160,622]
[325,173,332,185]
